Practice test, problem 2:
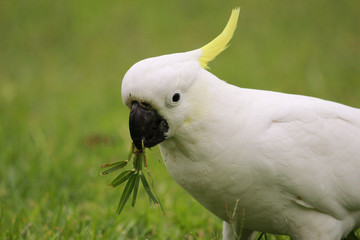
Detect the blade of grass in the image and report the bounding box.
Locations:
[117,174,136,215]
[109,170,134,188]
[143,150,148,168]
[144,169,165,215]
[133,151,143,171]
[131,173,140,207]
[100,160,126,169]
[100,161,128,175]
[140,171,159,205]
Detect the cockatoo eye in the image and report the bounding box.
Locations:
[172,93,180,102]
[167,90,182,107]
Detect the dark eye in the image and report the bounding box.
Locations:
[172,93,180,102]
[167,90,182,107]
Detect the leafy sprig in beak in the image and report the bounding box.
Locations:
[101,143,160,215]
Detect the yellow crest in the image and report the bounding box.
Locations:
[199,8,240,69]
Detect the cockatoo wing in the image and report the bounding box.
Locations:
[238,88,360,219]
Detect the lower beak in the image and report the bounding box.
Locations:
[129,101,169,150]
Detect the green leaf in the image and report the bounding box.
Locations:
[101,142,163,215]
[140,172,159,205]
[117,174,136,215]
[133,151,143,171]
[109,170,134,188]
[142,151,148,169]
[131,173,140,207]
[100,161,123,169]
[100,161,128,175]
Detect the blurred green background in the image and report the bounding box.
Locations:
[1,0,359,239]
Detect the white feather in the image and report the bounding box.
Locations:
[121,22,360,240]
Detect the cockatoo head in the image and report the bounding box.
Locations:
[121,8,240,150]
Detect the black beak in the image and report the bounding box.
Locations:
[129,101,169,150]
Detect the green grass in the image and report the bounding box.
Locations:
[0,0,359,239]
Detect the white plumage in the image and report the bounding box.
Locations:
[121,8,360,240]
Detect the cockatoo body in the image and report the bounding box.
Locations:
[121,8,360,240]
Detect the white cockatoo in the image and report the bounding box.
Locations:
[121,8,360,240]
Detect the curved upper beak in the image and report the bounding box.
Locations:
[129,101,169,150]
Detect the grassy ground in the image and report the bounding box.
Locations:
[1,0,359,239]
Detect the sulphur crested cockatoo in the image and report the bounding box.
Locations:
[121,8,360,240]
